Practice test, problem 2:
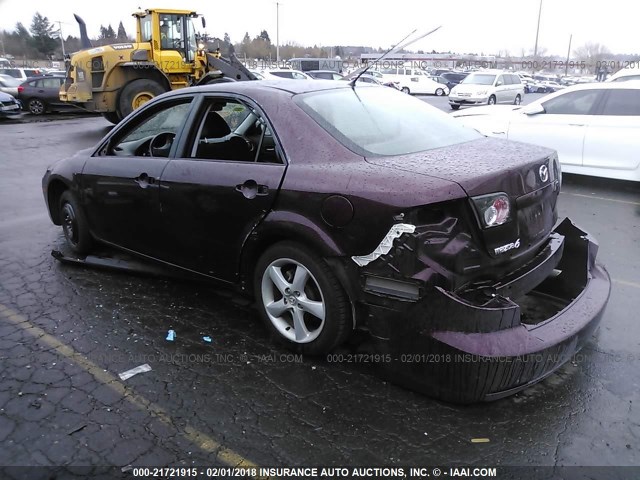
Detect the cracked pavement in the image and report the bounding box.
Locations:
[0,114,638,472]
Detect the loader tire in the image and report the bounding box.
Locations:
[102,111,121,124]
[118,79,165,119]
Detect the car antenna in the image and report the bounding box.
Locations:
[349,26,442,87]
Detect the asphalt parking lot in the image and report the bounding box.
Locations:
[0,101,638,477]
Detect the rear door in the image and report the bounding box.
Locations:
[507,88,604,167]
[158,95,286,281]
[583,88,640,172]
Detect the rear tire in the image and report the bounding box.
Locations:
[28,98,46,115]
[118,78,166,120]
[254,242,352,355]
[59,191,92,255]
[102,111,121,124]
[488,95,496,105]
[435,88,445,96]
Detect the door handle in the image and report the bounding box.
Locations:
[134,172,157,188]
[235,180,269,199]
[568,123,585,127]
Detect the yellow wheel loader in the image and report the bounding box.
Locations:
[60,8,256,123]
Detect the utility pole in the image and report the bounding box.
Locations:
[565,34,572,77]
[532,0,542,70]
[276,2,280,64]
[56,21,66,57]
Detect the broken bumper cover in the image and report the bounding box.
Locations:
[369,219,611,403]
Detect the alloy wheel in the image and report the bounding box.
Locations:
[261,258,326,343]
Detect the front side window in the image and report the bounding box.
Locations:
[108,99,192,157]
[600,89,640,116]
[296,86,481,156]
[542,89,602,115]
[159,15,183,50]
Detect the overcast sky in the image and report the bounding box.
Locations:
[0,0,638,56]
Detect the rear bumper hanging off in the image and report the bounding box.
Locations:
[366,218,611,403]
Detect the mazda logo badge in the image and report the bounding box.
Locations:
[539,164,549,182]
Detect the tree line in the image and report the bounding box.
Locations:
[1,11,635,72]
[0,12,133,60]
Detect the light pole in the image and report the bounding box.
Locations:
[565,34,572,77]
[276,2,280,65]
[533,0,543,66]
[56,20,66,57]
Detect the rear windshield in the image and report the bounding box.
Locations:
[462,74,496,85]
[295,86,481,156]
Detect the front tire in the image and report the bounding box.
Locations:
[118,78,166,120]
[450,104,460,110]
[254,242,352,355]
[401,86,410,94]
[59,191,93,255]
[28,98,46,115]
[488,95,496,105]
[514,94,521,105]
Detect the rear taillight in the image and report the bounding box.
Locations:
[471,193,511,228]
[17,86,24,93]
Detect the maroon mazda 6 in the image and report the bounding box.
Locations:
[42,80,610,403]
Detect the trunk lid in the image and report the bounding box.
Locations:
[366,137,560,260]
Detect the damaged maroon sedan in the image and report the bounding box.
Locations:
[42,80,610,403]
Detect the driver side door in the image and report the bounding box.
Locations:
[79,98,193,256]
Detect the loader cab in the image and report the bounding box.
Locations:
[134,9,199,71]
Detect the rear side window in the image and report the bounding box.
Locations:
[25,70,39,77]
[510,75,521,84]
[271,71,293,79]
[612,75,640,82]
[600,89,640,116]
[543,89,602,115]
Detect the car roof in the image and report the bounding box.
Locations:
[168,79,355,97]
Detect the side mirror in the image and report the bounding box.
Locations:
[522,103,545,115]
[201,17,206,29]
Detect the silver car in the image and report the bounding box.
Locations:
[449,71,525,110]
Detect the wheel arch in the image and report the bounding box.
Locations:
[46,177,72,225]
[111,65,172,92]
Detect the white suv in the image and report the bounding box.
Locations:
[449,70,524,109]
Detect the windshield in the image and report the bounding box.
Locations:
[462,74,496,85]
[295,86,481,156]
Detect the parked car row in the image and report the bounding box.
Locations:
[0,73,87,117]
[452,81,640,181]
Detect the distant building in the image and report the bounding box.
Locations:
[360,53,497,70]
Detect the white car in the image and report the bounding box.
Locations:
[451,82,640,182]
[449,70,524,109]
[378,67,448,96]
[606,66,640,83]
[259,69,312,80]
